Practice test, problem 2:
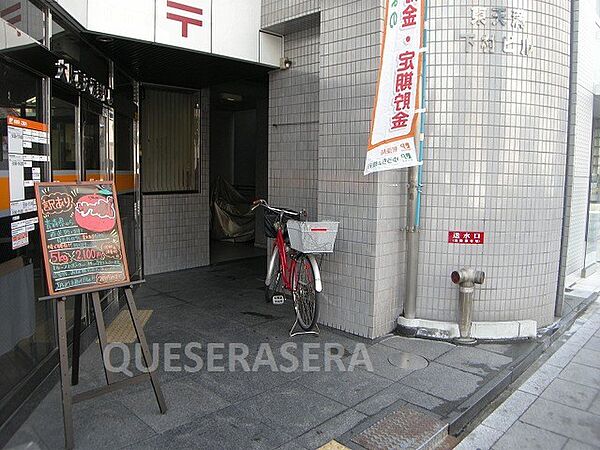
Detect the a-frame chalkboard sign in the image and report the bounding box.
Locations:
[35,181,166,449]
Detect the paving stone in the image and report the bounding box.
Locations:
[492,420,567,450]
[128,404,291,450]
[34,392,157,450]
[454,424,503,450]
[476,341,536,358]
[235,382,347,438]
[573,348,600,369]
[188,361,296,403]
[134,293,190,310]
[588,392,600,415]
[518,363,562,395]
[354,382,444,416]
[5,424,51,450]
[118,376,230,433]
[545,343,580,368]
[184,405,293,449]
[124,415,217,449]
[297,366,392,407]
[296,409,366,449]
[520,398,600,446]
[481,390,537,432]
[559,362,600,389]
[354,343,428,382]
[275,441,310,450]
[401,362,484,402]
[562,439,599,450]
[435,347,513,377]
[379,336,455,360]
[583,336,600,352]
[540,378,598,410]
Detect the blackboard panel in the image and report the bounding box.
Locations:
[34,181,130,296]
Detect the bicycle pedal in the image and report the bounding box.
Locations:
[272,295,285,305]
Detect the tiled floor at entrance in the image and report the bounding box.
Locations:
[6,257,535,449]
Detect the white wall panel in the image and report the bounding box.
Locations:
[56,0,87,28]
[260,31,283,66]
[87,0,154,41]
[213,0,261,62]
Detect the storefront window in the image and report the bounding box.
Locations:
[0,0,45,44]
[0,59,54,408]
[586,112,600,272]
[51,18,108,86]
[51,88,77,173]
[114,72,140,277]
[141,88,199,193]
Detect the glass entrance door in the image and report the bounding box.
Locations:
[81,99,109,182]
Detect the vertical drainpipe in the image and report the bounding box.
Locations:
[405,0,428,320]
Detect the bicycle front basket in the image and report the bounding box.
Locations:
[287,220,339,254]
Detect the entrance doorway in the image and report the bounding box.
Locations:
[209,80,268,264]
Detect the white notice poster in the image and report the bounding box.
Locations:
[7,126,23,154]
[9,154,25,202]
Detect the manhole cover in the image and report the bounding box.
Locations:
[387,351,429,370]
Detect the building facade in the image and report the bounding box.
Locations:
[1,0,599,433]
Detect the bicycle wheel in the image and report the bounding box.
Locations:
[265,250,282,303]
[293,254,319,330]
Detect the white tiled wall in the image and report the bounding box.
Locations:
[415,0,571,327]
[143,89,210,275]
[261,0,319,29]
[268,25,320,217]
[318,0,399,338]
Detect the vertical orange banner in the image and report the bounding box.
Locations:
[365,0,425,175]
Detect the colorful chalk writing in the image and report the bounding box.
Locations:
[35,182,130,296]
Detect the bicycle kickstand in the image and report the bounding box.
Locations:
[289,318,320,337]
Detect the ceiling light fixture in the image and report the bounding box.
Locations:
[96,35,114,43]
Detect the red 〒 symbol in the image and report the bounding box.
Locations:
[166,1,203,38]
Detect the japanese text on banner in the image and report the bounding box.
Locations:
[365,0,424,175]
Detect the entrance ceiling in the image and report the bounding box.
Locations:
[87,34,272,90]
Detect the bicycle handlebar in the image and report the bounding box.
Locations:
[251,199,304,218]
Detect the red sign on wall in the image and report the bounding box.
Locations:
[448,231,485,244]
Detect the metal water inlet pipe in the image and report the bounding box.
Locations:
[451,268,485,345]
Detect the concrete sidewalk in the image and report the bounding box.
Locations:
[1,257,597,450]
[456,299,600,450]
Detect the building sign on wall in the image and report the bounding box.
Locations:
[55,59,112,104]
[448,231,485,245]
[155,0,211,52]
[460,6,534,56]
[364,0,424,176]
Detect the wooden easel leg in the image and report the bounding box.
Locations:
[56,299,74,450]
[91,292,115,385]
[71,296,82,386]
[124,288,167,413]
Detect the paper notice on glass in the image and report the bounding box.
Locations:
[11,231,29,250]
[9,154,25,202]
[10,199,37,216]
[32,167,41,181]
[11,217,38,233]
[8,126,23,154]
[23,154,49,162]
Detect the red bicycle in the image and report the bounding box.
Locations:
[252,199,338,331]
